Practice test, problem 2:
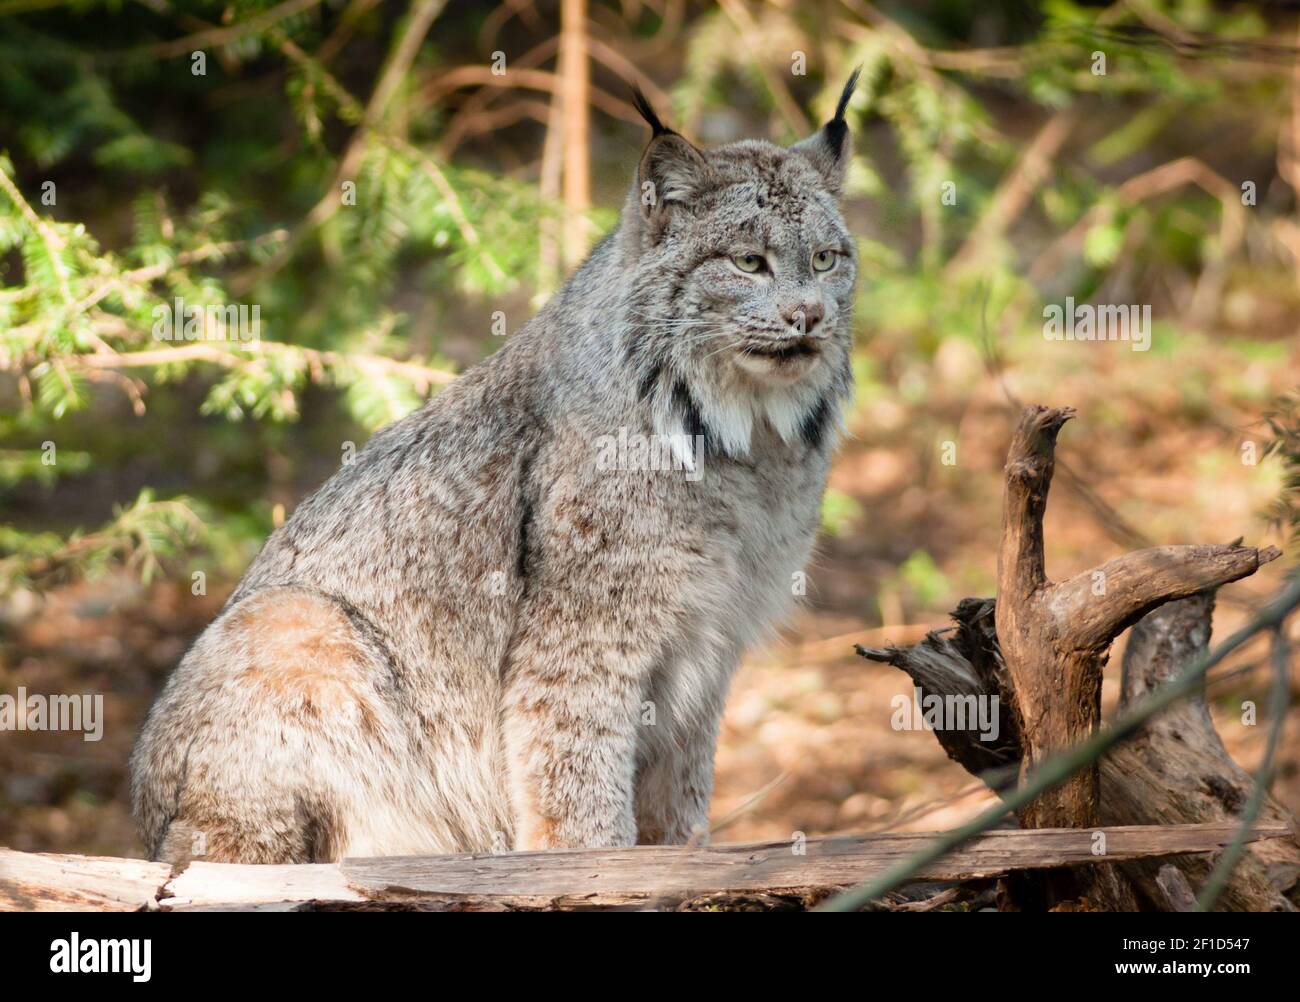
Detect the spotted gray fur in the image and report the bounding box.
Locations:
[130,73,861,861]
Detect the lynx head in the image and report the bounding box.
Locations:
[622,71,859,463]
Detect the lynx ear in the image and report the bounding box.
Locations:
[632,86,710,227]
[791,67,860,197]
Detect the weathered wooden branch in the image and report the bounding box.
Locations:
[857,598,1021,788]
[858,404,1298,910]
[1,825,1288,912]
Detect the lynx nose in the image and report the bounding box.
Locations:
[781,301,824,334]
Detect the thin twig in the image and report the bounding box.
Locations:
[715,0,811,136]
[643,772,791,911]
[237,0,453,293]
[1194,626,1291,911]
[67,340,457,390]
[945,109,1078,277]
[105,0,326,62]
[0,160,72,305]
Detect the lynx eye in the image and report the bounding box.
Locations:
[812,249,838,272]
[732,253,766,274]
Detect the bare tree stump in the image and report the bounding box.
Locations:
[858,404,1296,911]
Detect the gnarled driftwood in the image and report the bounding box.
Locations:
[858,405,1299,911]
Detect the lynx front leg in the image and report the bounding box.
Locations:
[634,648,735,845]
[633,725,718,846]
[501,591,657,850]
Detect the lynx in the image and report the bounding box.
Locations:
[130,73,861,863]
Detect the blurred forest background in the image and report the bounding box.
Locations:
[2,0,1300,858]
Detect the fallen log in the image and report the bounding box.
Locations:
[0,824,1287,912]
[858,404,1300,911]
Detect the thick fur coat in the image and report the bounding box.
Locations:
[130,74,860,862]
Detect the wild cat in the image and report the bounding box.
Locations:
[130,72,861,863]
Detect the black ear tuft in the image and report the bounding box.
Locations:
[790,67,861,196]
[631,84,671,137]
[834,65,862,124]
[822,65,862,160]
[633,86,709,233]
